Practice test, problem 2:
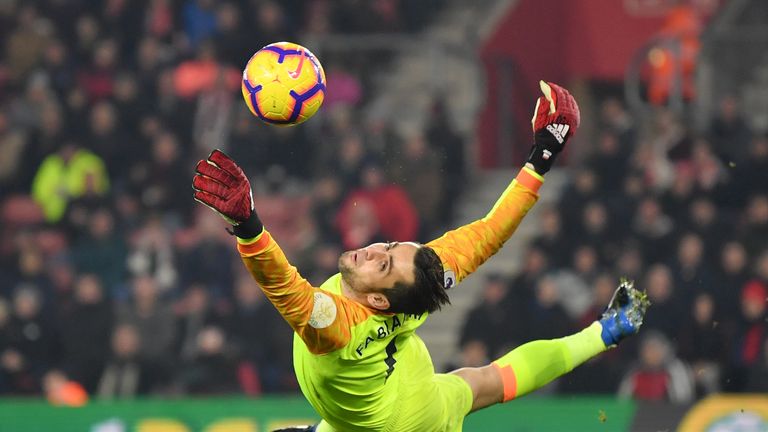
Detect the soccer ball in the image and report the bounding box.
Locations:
[241,42,327,126]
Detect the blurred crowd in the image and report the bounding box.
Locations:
[457,96,768,401]
[0,0,461,399]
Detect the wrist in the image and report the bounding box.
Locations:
[231,210,264,239]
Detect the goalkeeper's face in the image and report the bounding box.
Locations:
[339,241,419,304]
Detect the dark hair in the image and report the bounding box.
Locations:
[382,246,451,315]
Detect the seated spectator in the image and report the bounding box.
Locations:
[8,286,57,385]
[59,274,112,393]
[739,195,768,257]
[724,280,768,391]
[70,207,127,290]
[618,331,694,403]
[523,276,574,342]
[670,233,714,297]
[227,273,294,393]
[180,325,239,394]
[677,293,724,397]
[96,324,152,399]
[117,276,175,369]
[175,284,221,362]
[714,241,750,322]
[578,273,617,328]
[336,162,418,250]
[459,274,513,358]
[642,264,679,340]
[126,216,178,296]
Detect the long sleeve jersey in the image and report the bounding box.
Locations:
[236,167,543,431]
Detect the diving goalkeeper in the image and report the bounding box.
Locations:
[192,81,649,432]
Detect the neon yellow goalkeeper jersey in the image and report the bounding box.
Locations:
[237,167,543,431]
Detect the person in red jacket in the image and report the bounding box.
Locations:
[335,162,418,250]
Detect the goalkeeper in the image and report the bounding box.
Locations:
[192,82,649,432]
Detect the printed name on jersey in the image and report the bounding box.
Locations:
[308,292,337,329]
[355,313,423,356]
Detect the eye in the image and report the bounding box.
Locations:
[385,242,393,251]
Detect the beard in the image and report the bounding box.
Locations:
[338,251,360,291]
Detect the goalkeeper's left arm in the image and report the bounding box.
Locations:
[427,81,580,286]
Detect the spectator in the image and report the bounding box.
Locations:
[714,241,750,320]
[336,162,419,250]
[523,276,573,342]
[587,131,630,192]
[530,206,569,268]
[687,196,728,264]
[96,324,153,399]
[709,95,751,164]
[181,325,239,394]
[126,216,178,296]
[459,274,512,358]
[724,280,768,391]
[618,332,694,403]
[8,287,57,381]
[175,284,220,362]
[227,273,293,393]
[677,293,724,397]
[183,0,218,49]
[70,207,127,289]
[632,196,674,263]
[59,274,112,393]
[670,233,713,297]
[117,275,175,367]
[739,194,768,257]
[642,264,679,339]
[31,142,110,223]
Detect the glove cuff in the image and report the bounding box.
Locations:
[231,210,264,239]
[526,143,558,175]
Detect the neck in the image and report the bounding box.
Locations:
[340,277,371,308]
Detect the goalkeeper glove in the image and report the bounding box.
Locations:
[527,80,581,175]
[192,149,263,239]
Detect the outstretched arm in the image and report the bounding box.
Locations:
[428,81,580,285]
[193,150,371,354]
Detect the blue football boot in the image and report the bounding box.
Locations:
[599,279,651,346]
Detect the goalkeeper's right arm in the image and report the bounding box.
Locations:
[192,150,371,354]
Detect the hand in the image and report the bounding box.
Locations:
[526,81,581,174]
[193,150,262,238]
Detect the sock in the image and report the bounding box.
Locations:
[492,322,607,402]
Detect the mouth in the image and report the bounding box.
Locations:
[353,251,359,266]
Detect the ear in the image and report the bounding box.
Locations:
[366,292,390,311]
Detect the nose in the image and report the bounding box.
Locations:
[365,247,385,261]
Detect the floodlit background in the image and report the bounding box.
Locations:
[0,0,766,430]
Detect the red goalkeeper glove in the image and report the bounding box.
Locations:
[192,149,263,238]
[526,80,581,174]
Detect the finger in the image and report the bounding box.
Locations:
[208,149,243,179]
[192,174,229,199]
[532,96,550,130]
[193,189,227,213]
[539,80,556,114]
[531,97,542,131]
[195,159,237,187]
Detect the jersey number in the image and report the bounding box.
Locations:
[384,336,398,381]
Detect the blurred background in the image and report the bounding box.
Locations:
[0,0,766,430]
